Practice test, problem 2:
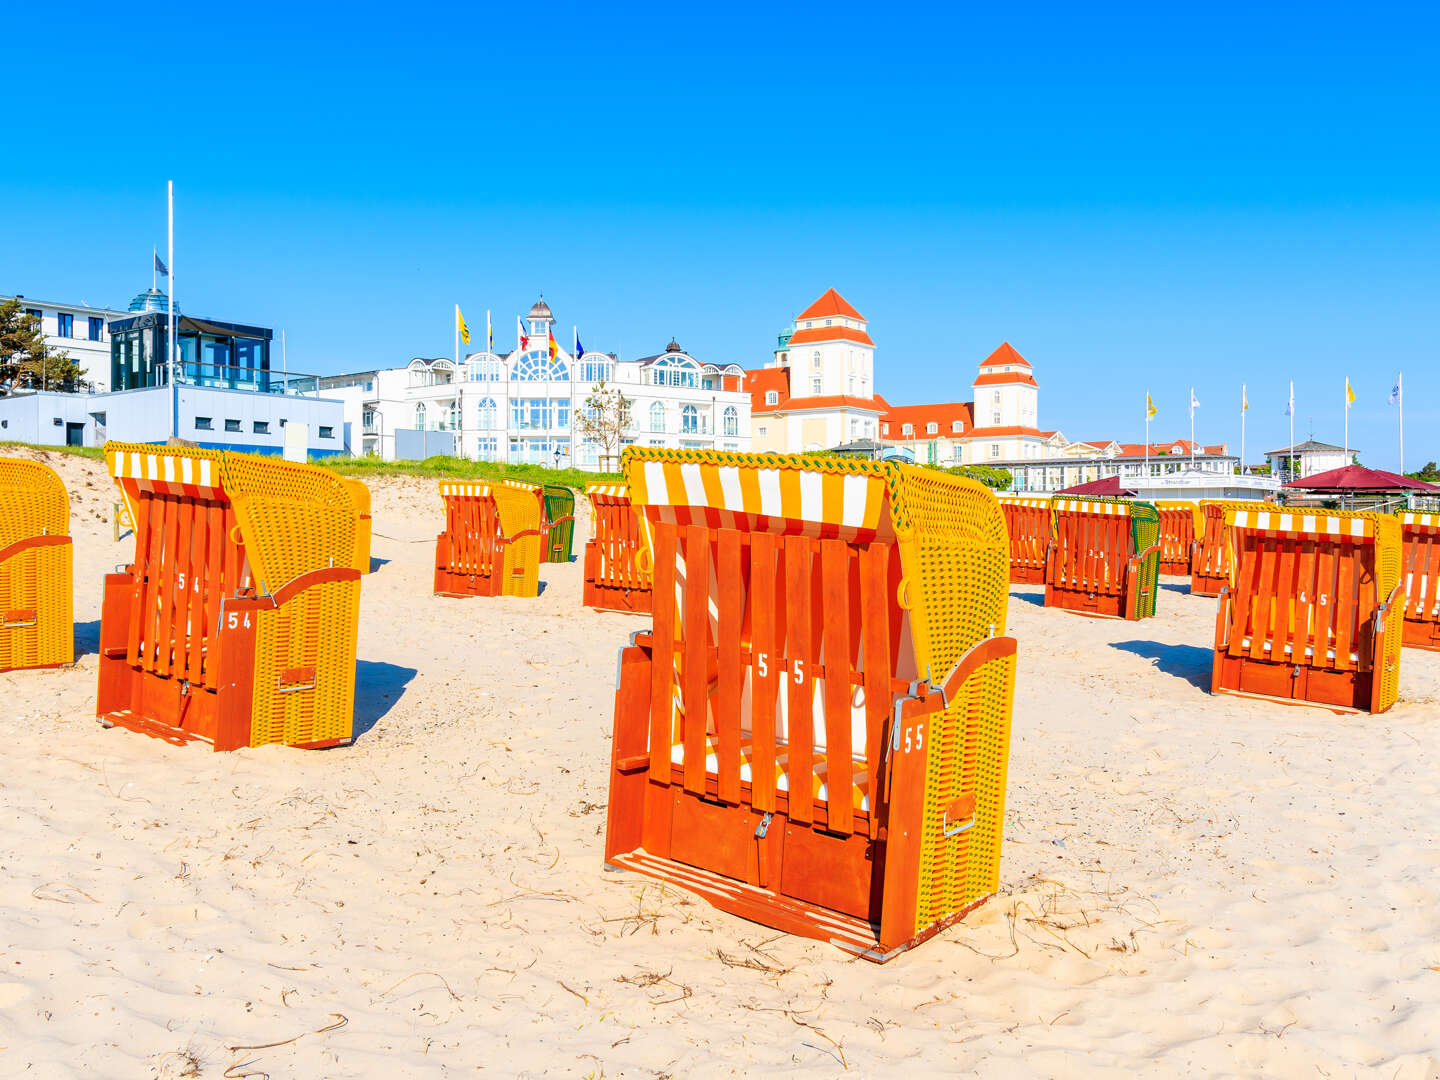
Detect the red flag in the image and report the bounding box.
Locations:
[548,328,558,361]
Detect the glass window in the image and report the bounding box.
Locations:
[512,349,567,381]
[649,401,665,432]
[415,403,427,429]
[723,406,738,436]
[511,398,550,430]
[765,390,778,405]
[202,335,232,384]
[56,313,73,337]
[195,416,213,431]
[952,421,963,433]
[557,400,570,430]
[88,317,104,341]
[681,404,699,434]
[254,421,270,434]
[477,397,497,428]
[992,411,1001,425]
[926,422,938,434]
[25,309,40,323]
[902,423,913,435]
[758,426,767,436]
[812,350,821,369]
[235,337,266,387]
[882,423,889,435]
[992,390,1001,403]
[580,358,611,383]
[319,426,334,439]
[990,443,1001,459]
[811,378,822,393]
[225,419,241,432]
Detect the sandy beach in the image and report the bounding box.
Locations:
[0,447,1437,1078]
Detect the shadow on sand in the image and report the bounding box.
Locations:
[353,660,419,739]
[1109,640,1212,691]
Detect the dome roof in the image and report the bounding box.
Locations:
[664,338,683,353]
[127,287,178,314]
[527,297,553,321]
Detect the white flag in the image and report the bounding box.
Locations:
[1285,381,1293,417]
[1189,388,1200,412]
[1389,373,1402,406]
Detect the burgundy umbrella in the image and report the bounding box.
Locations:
[1056,475,1137,496]
[1283,465,1436,492]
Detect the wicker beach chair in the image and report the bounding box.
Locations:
[0,458,73,673]
[434,481,543,598]
[1397,511,1440,651]
[604,449,1017,961]
[97,443,363,750]
[1211,507,1403,713]
[1044,497,1161,619]
[1154,500,1202,576]
[997,495,1049,584]
[581,481,652,614]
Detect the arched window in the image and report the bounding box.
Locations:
[512,349,568,381]
[649,401,666,432]
[414,402,427,429]
[467,356,503,382]
[681,404,699,434]
[477,397,497,429]
[812,350,821,369]
[447,399,461,431]
[723,406,738,436]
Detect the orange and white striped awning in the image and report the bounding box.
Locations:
[1052,498,1130,517]
[1401,511,1440,531]
[438,481,495,499]
[585,482,629,506]
[109,447,225,498]
[1228,508,1374,539]
[998,495,1049,508]
[628,455,889,541]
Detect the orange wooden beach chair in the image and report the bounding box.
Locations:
[1190,500,1231,596]
[1212,508,1403,713]
[433,481,543,598]
[1399,511,1440,651]
[997,495,1049,584]
[604,449,1018,962]
[1044,497,1161,620]
[582,481,652,614]
[0,458,73,673]
[1154,501,1202,576]
[97,443,364,750]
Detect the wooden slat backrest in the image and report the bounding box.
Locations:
[1049,502,1130,595]
[1402,514,1440,623]
[1225,510,1382,672]
[1155,502,1199,567]
[441,487,501,579]
[999,498,1048,572]
[587,492,651,592]
[1195,501,1229,577]
[644,517,899,839]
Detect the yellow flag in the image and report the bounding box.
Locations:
[1242,385,1249,411]
[1146,393,1157,419]
[1345,377,1355,407]
[457,306,471,345]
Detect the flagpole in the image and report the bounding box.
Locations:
[168,181,177,439]
[1344,378,1349,459]
[1289,379,1295,479]
[1189,387,1195,471]
[1144,391,1150,479]
[1398,373,1405,474]
[152,245,157,292]
[1240,383,1246,476]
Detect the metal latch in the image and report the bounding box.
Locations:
[755,812,773,839]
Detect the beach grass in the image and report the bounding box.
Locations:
[318,454,617,491]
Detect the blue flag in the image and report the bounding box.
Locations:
[155,252,169,277]
[575,335,585,360]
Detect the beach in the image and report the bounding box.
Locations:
[1,447,1437,1078]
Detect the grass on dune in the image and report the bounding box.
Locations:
[319,454,617,491]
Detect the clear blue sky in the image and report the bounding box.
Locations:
[4,2,1436,468]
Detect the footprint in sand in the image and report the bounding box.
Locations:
[127,905,219,939]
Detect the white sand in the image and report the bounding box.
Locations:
[0,448,1437,1078]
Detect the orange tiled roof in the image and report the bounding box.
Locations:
[1111,440,1227,458]
[879,401,975,435]
[796,288,865,322]
[786,325,875,347]
[978,342,1031,369]
[756,393,885,415]
[961,425,1050,438]
[972,371,1038,388]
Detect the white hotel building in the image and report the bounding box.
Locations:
[1,294,129,393]
[325,298,751,466]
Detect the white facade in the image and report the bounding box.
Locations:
[1266,440,1352,480]
[328,300,751,467]
[2,295,127,393]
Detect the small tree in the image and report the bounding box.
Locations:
[1409,461,1440,482]
[0,298,87,392]
[575,381,633,472]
